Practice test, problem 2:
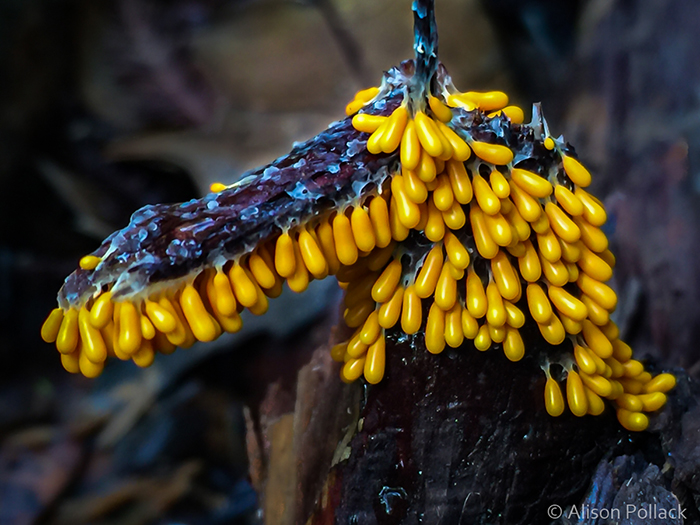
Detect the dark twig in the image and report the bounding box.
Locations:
[412,0,438,94]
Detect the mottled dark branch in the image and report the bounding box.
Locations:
[412,0,438,93]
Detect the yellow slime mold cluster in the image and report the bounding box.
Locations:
[42,69,674,433]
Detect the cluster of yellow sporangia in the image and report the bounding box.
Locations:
[41,81,674,432]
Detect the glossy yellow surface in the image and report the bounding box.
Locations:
[415,245,443,298]
[368,196,393,249]
[470,141,514,165]
[426,303,446,354]
[511,168,552,198]
[401,120,421,171]
[466,268,488,319]
[544,377,565,417]
[364,335,386,384]
[526,284,552,324]
[401,286,422,334]
[562,155,592,187]
[378,286,403,329]
[472,174,501,215]
[567,370,588,416]
[446,160,473,204]
[470,205,499,259]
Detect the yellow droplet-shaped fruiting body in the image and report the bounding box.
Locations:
[432,174,454,212]
[508,179,542,222]
[360,311,381,345]
[89,292,113,329]
[518,240,542,282]
[617,409,649,432]
[415,245,444,299]
[491,251,519,302]
[372,259,402,303]
[78,307,107,364]
[249,249,277,289]
[350,206,377,253]
[442,200,466,230]
[443,231,470,270]
[511,168,552,198]
[380,106,408,153]
[504,301,525,329]
[548,286,588,322]
[566,370,588,417]
[333,213,359,266]
[466,268,487,319]
[426,303,446,354]
[401,120,421,171]
[545,377,565,417]
[414,111,444,158]
[378,286,403,329]
[470,205,499,259]
[474,324,492,351]
[364,335,386,384]
[41,308,65,343]
[488,105,524,124]
[562,155,592,187]
[575,217,609,253]
[180,285,218,342]
[575,188,607,226]
[485,281,506,328]
[403,169,428,204]
[472,174,500,215]
[503,326,524,361]
[578,245,613,282]
[444,305,464,348]
[428,95,453,122]
[526,284,552,324]
[470,141,514,165]
[462,91,508,111]
[642,373,676,394]
[210,182,227,193]
[483,212,513,247]
[352,113,387,133]
[345,86,379,115]
[424,199,445,242]
[435,121,471,161]
[229,263,259,307]
[401,286,422,335]
[118,301,143,353]
[489,170,510,199]
[581,320,613,359]
[368,196,393,249]
[391,176,422,229]
[145,300,177,334]
[275,232,296,278]
[341,357,366,383]
[79,255,102,270]
[298,229,329,278]
[545,202,581,244]
[554,185,583,216]
[56,308,80,354]
[538,313,566,345]
[213,271,237,316]
[434,262,457,310]
[446,160,473,204]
